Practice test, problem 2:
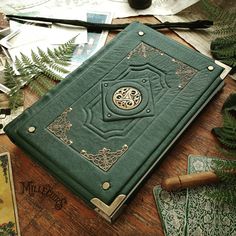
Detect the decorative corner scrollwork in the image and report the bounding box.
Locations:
[47,108,73,145]
[174,60,197,89]
[127,42,162,59]
[80,144,128,172]
[127,42,198,89]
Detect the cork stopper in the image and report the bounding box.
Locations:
[128,0,152,9]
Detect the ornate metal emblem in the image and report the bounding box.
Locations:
[112,87,142,110]
[47,108,73,145]
[80,144,128,172]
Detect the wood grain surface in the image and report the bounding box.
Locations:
[0,16,235,236]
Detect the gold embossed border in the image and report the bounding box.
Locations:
[80,145,128,172]
[47,108,73,145]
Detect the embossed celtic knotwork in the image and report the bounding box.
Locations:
[47,108,73,145]
[113,87,142,110]
[80,145,128,172]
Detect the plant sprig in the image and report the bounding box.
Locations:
[3,37,77,109]
[201,0,236,68]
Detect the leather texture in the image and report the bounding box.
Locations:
[5,22,225,211]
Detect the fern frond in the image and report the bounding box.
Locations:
[200,0,221,19]
[201,0,236,24]
[47,48,57,60]
[14,56,26,74]
[3,60,18,89]
[200,0,236,68]
[210,160,236,203]
[213,159,236,170]
[3,37,76,109]
[215,129,236,143]
[8,89,24,109]
[223,93,236,111]
[47,63,70,74]
[213,26,236,37]
[217,146,236,158]
[223,111,236,130]
[52,37,76,61]
[213,110,236,153]
[20,52,34,67]
[211,37,236,47]
[52,58,71,67]
[211,47,236,60]
[41,67,64,81]
[36,74,56,91]
[37,47,51,63]
[31,50,42,65]
[215,170,236,182]
[28,77,47,97]
[220,59,236,67]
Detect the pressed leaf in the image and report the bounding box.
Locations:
[3,37,76,109]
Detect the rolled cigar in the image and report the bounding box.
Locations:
[161,171,220,192]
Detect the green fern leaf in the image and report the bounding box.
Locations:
[47,48,57,60]
[223,93,236,111]
[37,47,51,63]
[31,50,42,65]
[20,52,34,67]
[41,67,64,81]
[3,60,18,88]
[220,58,236,67]
[28,77,47,97]
[8,89,24,109]
[217,146,236,158]
[14,56,26,74]
[213,27,236,37]
[48,63,70,74]
[3,37,76,109]
[36,74,56,91]
[52,37,76,61]
[52,58,71,67]
[200,0,236,68]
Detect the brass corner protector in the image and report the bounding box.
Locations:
[214,60,232,79]
[90,194,126,218]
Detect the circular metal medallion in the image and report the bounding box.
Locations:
[112,87,142,110]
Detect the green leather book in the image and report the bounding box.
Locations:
[4,22,230,221]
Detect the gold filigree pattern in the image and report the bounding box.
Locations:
[174,59,197,89]
[80,144,128,172]
[47,108,73,145]
[127,42,197,89]
[127,42,162,59]
[113,87,142,110]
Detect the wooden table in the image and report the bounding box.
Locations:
[0,16,235,236]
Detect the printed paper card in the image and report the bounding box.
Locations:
[153,155,236,236]
[153,186,187,236]
[0,152,20,236]
[186,156,236,236]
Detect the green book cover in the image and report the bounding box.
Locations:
[4,22,230,221]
